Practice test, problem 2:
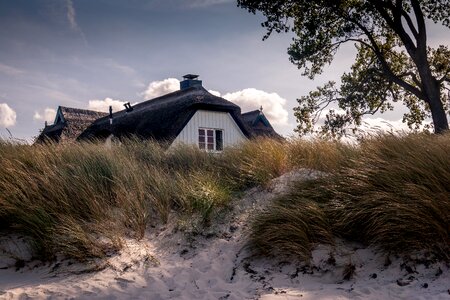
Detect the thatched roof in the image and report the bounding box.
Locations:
[78,86,253,142]
[241,110,283,139]
[35,106,108,143]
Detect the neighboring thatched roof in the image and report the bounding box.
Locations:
[35,106,108,143]
[78,86,253,142]
[241,109,283,139]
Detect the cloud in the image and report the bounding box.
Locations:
[139,79,289,125]
[104,59,137,76]
[33,108,57,123]
[359,117,417,133]
[88,97,128,113]
[141,78,179,99]
[208,90,221,97]
[188,0,234,7]
[221,88,289,125]
[66,0,87,44]
[315,108,420,133]
[0,63,25,76]
[0,103,17,127]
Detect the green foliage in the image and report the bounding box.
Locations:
[238,0,450,134]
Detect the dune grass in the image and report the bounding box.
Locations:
[248,133,450,262]
[1,133,448,262]
[328,133,450,259]
[248,179,335,261]
[0,137,302,260]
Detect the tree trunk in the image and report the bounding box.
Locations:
[415,55,449,134]
[426,82,449,134]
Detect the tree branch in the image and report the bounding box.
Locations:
[398,71,422,87]
[410,0,427,52]
[331,37,375,52]
[438,75,450,83]
[345,13,424,100]
[368,0,418,56]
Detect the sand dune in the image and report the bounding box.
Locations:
[1,170,448,299]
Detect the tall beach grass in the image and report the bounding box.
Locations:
[248,133,450,261]
[1,133,447,262]
[0,137,317,260]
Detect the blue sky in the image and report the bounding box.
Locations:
[0,0,448,141]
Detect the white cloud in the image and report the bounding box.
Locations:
[104,59,137,76]
[139,79,289,126]
[0,63,25,76]
[315,108,421,133]
[66,0,77,30]
[337,117,424,143]
[141,78,179,99]
[188,0,233,7]
[88,98,128,113]
[33,108,57,123]
[208,90,221,97]
[66,0,87,44]
[221,88,289,125]
[0,103,17,127]
[359,117,417,133]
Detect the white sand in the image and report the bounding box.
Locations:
[0,169,448,299]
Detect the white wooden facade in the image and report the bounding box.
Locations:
[171,109,247,150]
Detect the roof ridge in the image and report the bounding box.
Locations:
[60,106,108,114]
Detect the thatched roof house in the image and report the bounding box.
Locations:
[36,74,281,150]
[78,85,252,143]
[35,106,107,143]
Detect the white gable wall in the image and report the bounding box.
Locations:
[171,110,247,149]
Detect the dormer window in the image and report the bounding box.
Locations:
[198,128,223,151]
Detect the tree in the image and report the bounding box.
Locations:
[237,0,450,136]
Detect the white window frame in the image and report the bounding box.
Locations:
[198,128,223,152]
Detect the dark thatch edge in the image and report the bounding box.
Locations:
[241,110,284,140]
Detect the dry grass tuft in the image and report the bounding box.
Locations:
[248,185,335,261]
[328,133,450,259]
[248,133,450,261]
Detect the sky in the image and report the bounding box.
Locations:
[0,0,449,142]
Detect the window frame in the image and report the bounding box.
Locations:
[198,128,224,152]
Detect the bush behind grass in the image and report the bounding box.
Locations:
[248,133,450,261]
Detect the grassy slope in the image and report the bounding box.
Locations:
[0,134,448,262]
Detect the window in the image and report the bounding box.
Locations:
[198,128,223,151]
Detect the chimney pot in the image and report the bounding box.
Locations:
[180,74,202,90]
